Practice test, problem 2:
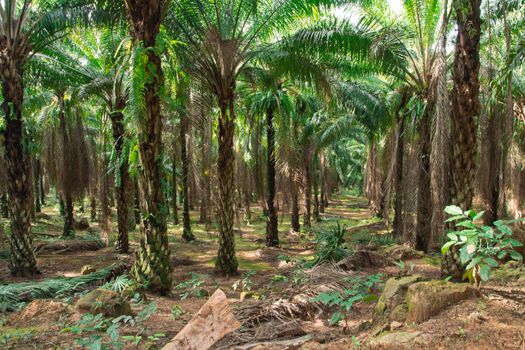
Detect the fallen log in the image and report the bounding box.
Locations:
[34,239,105,255]
[162,289,240,350]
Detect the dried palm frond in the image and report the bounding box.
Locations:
[235,263,355,329]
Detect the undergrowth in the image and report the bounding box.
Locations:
[0,264,125,312]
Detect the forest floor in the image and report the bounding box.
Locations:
[1,194,525,349]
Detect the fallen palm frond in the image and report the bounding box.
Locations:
[238,263,355,327]
[0,263,128,312]
[215,264,358,348]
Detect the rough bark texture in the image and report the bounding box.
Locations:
[1,65,39,276]
[303,150,312,228]
[199,113,212,225]
[172,140,179,225]
[63,193,74,237]
[33,158,42,213]
[444,0,481,279]
[313,167,320,222]
[125,0,172,293]
[291,177,300,232]
[58,93,74,238]
[110,98,130,254]
[216,101,238,274]
[415,110,432,252]
[0,193,8,218]
[393,116,405,238]
[478,104,502,225]
[265,108,278,247]
[180,102,194,241]
[90,195,97,222]
[429,9,451,252]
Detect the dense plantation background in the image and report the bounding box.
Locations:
[0,0,524,349]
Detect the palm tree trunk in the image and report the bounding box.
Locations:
[215,100,238,274]
[172,140,179,225]
[290,176,300,232]
[1,193,8,218]
[90,195,97,221]
[1,74,39,276]
[40,172,46,206]
[63,193,74,237]
[180,105,194,241]
[443,0,481,279]
[126,0,172,293]
[266,108,279,247]
[33,158,42,213]
[393,116,405,238]
[415,110,432,251]
[133,179,141,224]
[303,150,312,228]
[58,92,74,238]
[110,100,130,254]
[313,180,320,222]
[429,6,451,252]
[199,114,212,225]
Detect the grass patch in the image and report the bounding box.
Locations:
[423,255,441,267]
[237,258,272,271]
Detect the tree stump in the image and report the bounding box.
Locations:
[162,289,240,350]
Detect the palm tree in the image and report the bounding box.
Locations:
[0,0,100,276]
[443,0,482,278]
[175,73,195,242]
[124,0,172,292]
[53,28,133,252]
[168,0,340,274]
[246,69,293,246]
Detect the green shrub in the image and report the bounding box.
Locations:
[306,222,351,267]
[442,205,523,285]
[312,274,382,327]
[175,272,208,300]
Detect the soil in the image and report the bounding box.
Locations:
[1,194,524,350]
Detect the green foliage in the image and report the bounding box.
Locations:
[442,206,524,285]
[232,270,256,292]
[175,273,208,300]
[101,275,134,294]
[307,222,351,267]
[0,264,124,312]
[352,233,396,246]
[312,274,382,326]
[171,305,183,320]
[393,260,414,277]
[63,300,157,350]
[270,274,289,283]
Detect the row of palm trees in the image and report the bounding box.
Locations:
[2,0,522,291]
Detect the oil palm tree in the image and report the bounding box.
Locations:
[245,37,334,243]
[167,0,342,274]
[44,28,134,252]
[443,0,482,279]
[124,0,172,292]
[0,0,104,276]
